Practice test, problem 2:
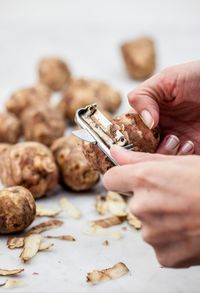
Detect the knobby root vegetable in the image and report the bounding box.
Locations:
[38,57,71,91]
[58,79,121,122]
[21,105,66,146]
[0,112,21,143]
[6,84,50,117]
[0,186,36,234]
[83,112,160,173]
[0,142,59,198]
[51,136,99,191]
[121,37,156,79]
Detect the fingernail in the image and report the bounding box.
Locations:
[165,135,180,150]
[140,110,154,129]
[179,141,194,155]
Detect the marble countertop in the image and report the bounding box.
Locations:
[0,0,200,292]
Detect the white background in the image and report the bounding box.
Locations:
[0,0,200,292]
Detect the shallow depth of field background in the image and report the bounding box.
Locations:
[0,1,200,293]
[0,0,200,111]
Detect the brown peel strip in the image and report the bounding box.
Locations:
[127,213,142,230]
[39,242,54,251]
[95,195,108,215]
[90,215,126,229]
[36,205,62,217]
[0,268,24,276]
[26,219,64,235]
[106,191,127,216]
[59,198,81,219]
[102,240,109,246]
[46,235,76,241]
[20,234,42,262]
[86,262,129,285]
[0,279,25,289]
[7,237,25,249]
[110,231,123,239]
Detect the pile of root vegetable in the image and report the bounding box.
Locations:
[0,190,141,288]
[0,37,158,289]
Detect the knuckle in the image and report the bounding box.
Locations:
[102,167,116,189]
[130,201,144,218]
[133,168,151,188]
[141,226,163,246]
[142,228,155,244]
[155,249,182,268]
[156,253,169,267]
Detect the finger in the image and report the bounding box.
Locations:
[103,164,146,193]
[110,145,169,166]
[129,190,184,220]
[155,237,200,268]
[128,74,161,128]
[156,135,180,155]
[103,165,133,193]
[128,95,159,129]
[178,141,194,155]
[141,223,188,246]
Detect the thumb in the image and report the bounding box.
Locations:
[128,74,162,129]
[111,145,165,165]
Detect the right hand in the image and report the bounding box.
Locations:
[128,60,200,155]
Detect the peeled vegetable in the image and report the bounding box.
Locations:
[82,112,160,173]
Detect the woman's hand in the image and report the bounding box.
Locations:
[128,60,200,155]
[103,146,200,268]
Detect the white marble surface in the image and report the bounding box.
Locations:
[0,0,200,292]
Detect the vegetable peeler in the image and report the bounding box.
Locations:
[72,103,133,166]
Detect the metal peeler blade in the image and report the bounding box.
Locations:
[73,103,133,165]
[73,104,133,197]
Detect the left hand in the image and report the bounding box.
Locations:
[103,146,200,268]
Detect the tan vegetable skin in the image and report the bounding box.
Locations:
[0,143,12,157]
[51,135,99,191]
[121,37,156,80]
[0,112,21,143]
[58,79,121,122]
[38,57,71,91]
[21,105,66,146]
[82,112,160,173]
[0,142,59,198]
[0,186,36,234]
[6,84,50,117]
[86,262,129,285]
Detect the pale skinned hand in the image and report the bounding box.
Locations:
[103,147,200,268]
[128,60,200,155]
[103,61,200,268]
